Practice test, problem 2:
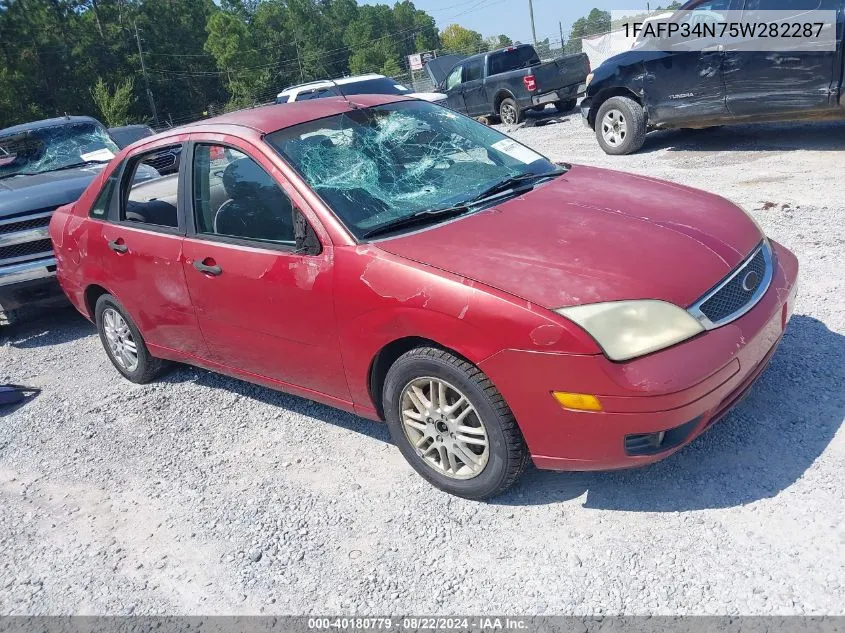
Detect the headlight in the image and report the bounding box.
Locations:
[585,72,594,87]
[555,300,704,361]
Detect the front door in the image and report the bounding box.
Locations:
[643,0,733,124]
[180,140,349,399]
[723,0,840,115]
[443,64,467,113]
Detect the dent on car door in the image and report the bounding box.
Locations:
[93,143,208,356]
[180,140,349,399]
[643,0,732,124]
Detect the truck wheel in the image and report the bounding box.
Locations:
[498,98,523,125]
[382,346,529,500]
[595,96,646,155]
[555,99,577,113]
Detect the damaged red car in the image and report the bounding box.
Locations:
[50,96,799,499]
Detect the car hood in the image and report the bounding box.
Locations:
[0,164,106,217]
[375,164,762,309]
[410,92,447,102]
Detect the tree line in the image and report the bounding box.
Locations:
[0,1,671,130]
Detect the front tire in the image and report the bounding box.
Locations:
[498,98,523,125]
[383,347,529,499]
[95,294,169,384]
[595,96,646,155]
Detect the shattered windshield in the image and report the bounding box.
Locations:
[266,101,556,239]
[0,121,119,179]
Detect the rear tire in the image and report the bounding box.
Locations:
[383,346,529,500]
[595,96,647,155]
[95,294,169,384]
[554,99,577,113]
[498,98,523,125]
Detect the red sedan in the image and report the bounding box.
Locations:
[49,96,799,499]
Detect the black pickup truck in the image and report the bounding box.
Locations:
[436,44,591,124]
[0,116,158,325]
[581,0,845,154]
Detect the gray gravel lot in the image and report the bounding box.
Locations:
[1,113,844,615]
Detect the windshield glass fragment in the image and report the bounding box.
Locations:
[0,121,119,178]
[266,101,557,239]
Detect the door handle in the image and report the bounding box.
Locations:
[108,239,128,254]
[193,259,222,276]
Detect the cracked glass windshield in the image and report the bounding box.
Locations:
[0,120,119,179]
[266,100,559,239]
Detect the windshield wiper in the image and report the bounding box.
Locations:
[464,170,564,206]
[362,205,469,239]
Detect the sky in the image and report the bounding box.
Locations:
[363,0,653,46]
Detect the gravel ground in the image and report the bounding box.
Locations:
[1,113,844,616]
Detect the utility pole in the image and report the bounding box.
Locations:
[528,0,538,48]
[293,33,305,83]
[133,20,159,127]
[559,21,565,51]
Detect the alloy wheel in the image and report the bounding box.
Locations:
[500,103,517,124]
[400,377,489,480]
[601,109,627,147]
[102,308,139,372]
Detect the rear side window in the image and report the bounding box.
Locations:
[488,47,540,75]
[121,145,182,228]
[192,144,296,245]
[275,95,290,104]
[90,166,121,219]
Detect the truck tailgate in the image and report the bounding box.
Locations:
[533,53,590,92]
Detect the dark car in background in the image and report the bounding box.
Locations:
[437,44,590,124]
[109,124,181,175]
[581,0,845,154]
[0,116,158,325]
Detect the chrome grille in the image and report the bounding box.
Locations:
[0,238,53,263]
[688,241,774,329]
[0,214,51,235]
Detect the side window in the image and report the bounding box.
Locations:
[192,144,297,246]
[743,0,821,11]
[445,65,463,90]
[464,60,483,82]
[276,95,290,104]
[121,146,181,228]
[90,166,121,219]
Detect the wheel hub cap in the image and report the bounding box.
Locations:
[400,377,489,480]
[103,308,139,372]
[601,109,627,147]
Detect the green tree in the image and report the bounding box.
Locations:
[440,24,486,55]
[90,76,136,127]
[565,8,611,54]
[485,34,513,50]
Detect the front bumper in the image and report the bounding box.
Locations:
[478,239,799,471]
[0,258,66,324]
[580,96,593,127]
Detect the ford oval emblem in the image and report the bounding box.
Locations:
[742,270,761,292]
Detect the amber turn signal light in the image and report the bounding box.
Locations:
[552,391,603,412]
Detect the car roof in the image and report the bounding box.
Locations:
[461,43,534,65]
[0,115,104,137]
[277,73,388,96]
[146,95,408,143]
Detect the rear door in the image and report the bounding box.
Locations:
[180,137,348,399]
[90,141,207,356]
[723,0,840,115]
